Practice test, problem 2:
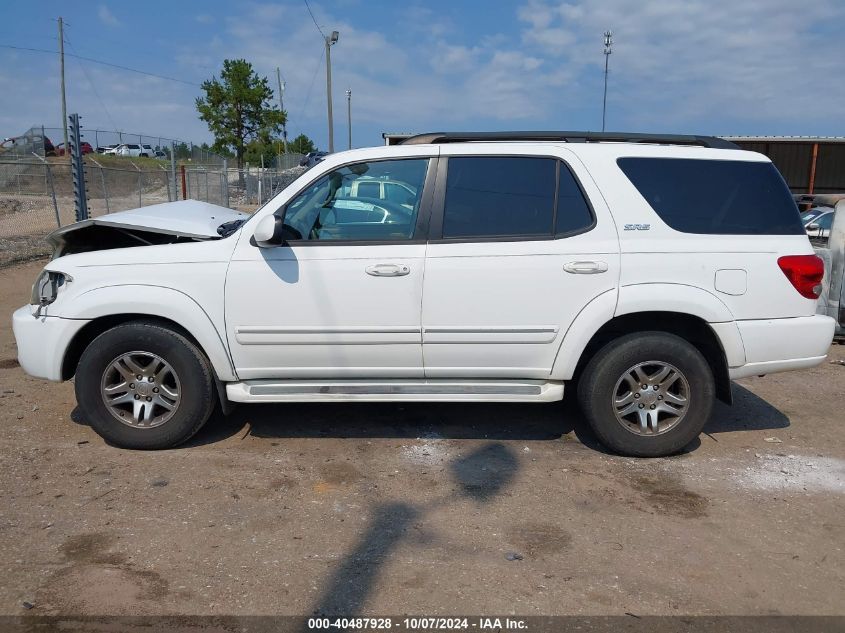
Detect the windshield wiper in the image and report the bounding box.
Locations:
[217,219,245,237]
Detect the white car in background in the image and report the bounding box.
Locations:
[12,131,835,457]
[806,210,835,239]
[114,144,153,158]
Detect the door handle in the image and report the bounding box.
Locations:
[563,260,608,274]
[366,263,410,277]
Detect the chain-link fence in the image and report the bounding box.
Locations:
[2,126,229,166]
[0,157,176,265]
[239,166,308,207]
[0,156,313,266]
[2,125,313,170]
[0,127,52,161]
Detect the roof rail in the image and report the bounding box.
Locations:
[400,131,740,150]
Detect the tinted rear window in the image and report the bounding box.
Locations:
[617,158,804,235]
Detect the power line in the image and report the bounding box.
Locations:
[0,43,200,86]
[63,34,120,132]
[298,46,325,126]
[303,0,326,38]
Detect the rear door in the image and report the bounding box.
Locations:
[421,146,620,378]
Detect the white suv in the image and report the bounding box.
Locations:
[12,132,835,456]
[114,143,153,157]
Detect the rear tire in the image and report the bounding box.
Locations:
[75,322,216,449]
[577,332,714,457]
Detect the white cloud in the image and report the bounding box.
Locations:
[215,3,571,134]
[4,0,843,149]
[516,0,845,131]
[97,5,120,27]
[214,0,845,141]
[430,44,480,74]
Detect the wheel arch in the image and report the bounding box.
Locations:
[60,285,236,384]
[62,313,235,414]
[563,311,734,404]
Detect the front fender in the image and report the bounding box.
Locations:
[67,284,236,381]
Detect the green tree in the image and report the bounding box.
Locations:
[243,138,278,166]
[196,59,285,169]
[243,134,318,167]
[290,133,317,155]
[173,142,191,160]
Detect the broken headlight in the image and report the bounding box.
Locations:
[30,270,71,308]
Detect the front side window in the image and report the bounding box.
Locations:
[441,157,593,239]
[281,158,429,241]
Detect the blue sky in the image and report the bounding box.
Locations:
[1,0,843,151]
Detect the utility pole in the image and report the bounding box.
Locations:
[602,30,613,133]
[58,17,69,157]
[346,89,352,150]
[325,30,339,153]
[276,67,288,155]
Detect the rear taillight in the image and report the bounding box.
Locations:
[777,255,825,299]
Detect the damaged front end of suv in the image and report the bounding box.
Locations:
[47,200,248,258]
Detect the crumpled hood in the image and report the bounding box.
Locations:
[50,200,247,241]
[46,200,249,257]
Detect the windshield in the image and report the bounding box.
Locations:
[802,208,826,224]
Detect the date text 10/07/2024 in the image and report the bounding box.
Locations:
[307,617,528,630]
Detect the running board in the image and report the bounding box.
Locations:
[226,379,564,403]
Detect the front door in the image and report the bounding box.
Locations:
[226,155,436,379]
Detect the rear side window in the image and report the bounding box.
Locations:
[556,165,594,235]
[617,158,804,235]
[442,157,593,239]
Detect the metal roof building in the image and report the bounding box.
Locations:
[724,137,845,194]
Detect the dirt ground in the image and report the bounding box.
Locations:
[0,259,842,618]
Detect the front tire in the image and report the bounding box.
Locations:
[577,332,714,457]
[75,322,216,449]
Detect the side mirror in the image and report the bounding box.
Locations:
[254,214,283,247]
[807,223,820,231]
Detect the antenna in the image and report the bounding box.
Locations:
[602,30,613,133]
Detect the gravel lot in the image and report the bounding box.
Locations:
[0,259,843,618]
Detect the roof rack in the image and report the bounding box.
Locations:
[400,131,739,150]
